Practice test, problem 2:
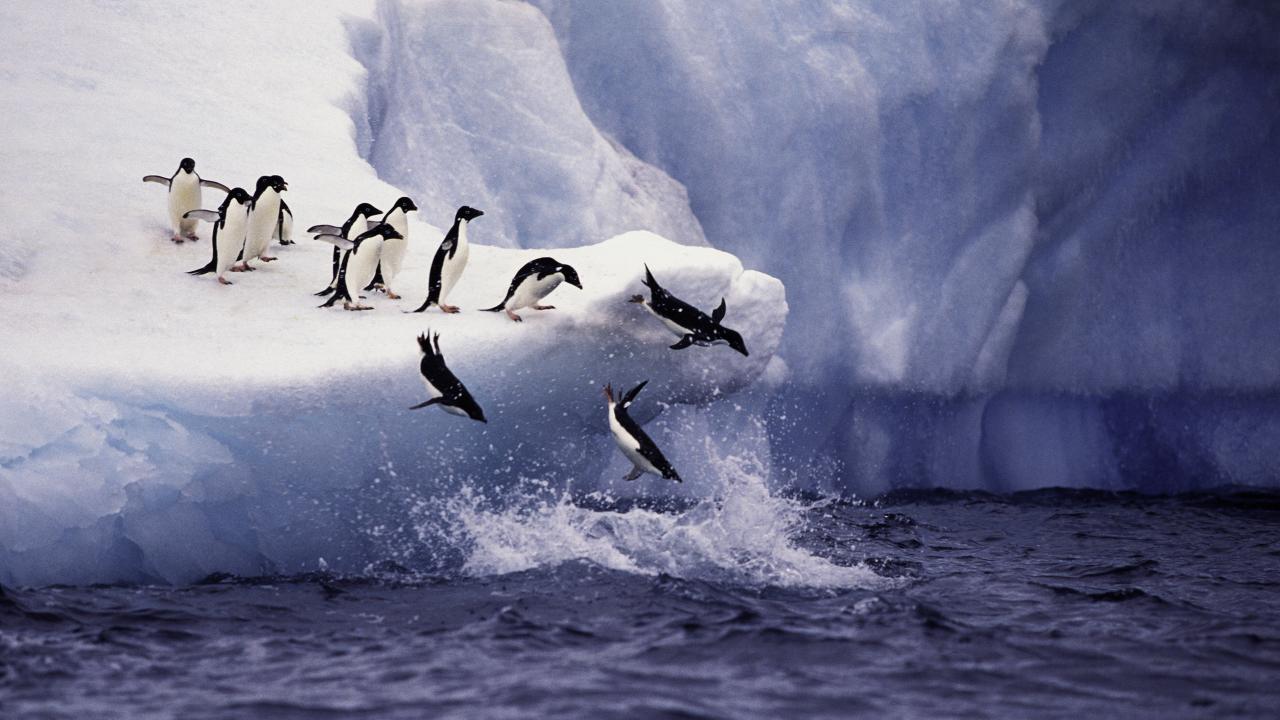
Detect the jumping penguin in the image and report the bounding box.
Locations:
[274,201,294,246]
[235,175,287,271]
[410,206,484,314]
[630,265,749,356]
[314,224,402,311]
[364,196,419,299]
[604,381,681,482]
[481,257,582,322]
[184,187,251,285]
[410,331,487,422]
[310,202,382,296]
[142,157,230,243]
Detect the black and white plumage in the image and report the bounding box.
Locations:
[364,196,418,298]
[311,202,382,296]
[629,265,749,356]
[274,200,294,246]
[236,175,288,271]
[411,332,487,423]
[482,257,582,322]
[185,187,251,285]
[411,205,484,314]
[315,224,402,311]
[604,381,680,483]
[142,157,230,243]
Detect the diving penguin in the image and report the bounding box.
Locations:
[410,332,487,422]
[235,174,287,271]
[410,205,484,314]
[364,196,419,299]
[629,265,749,356]
[481,257,582,322]
[184,187,251,285]
[314,223,402,311]
[603,381,681,482]
[310,202,382,296]
[142,157,230,243]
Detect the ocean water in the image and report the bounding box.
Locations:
[3,482,1278,719]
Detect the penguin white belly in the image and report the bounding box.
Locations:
[646,305,691,338]
[438,221,469,304]
[509,274,563,310]
[380,209,409,285]
[608,407,660,476]
[244,193,281,260]
[216,207,249,278]
[346,239,384,298]
[420,375,443,400]
[169,174,201,235]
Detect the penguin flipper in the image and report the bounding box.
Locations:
[143,175,171,187]
[188,260,216,276]
[312,234,355,251]
[307,224,343,235]
[711,298,727,323]
[409,398,441,410]
[670,336,695,350]
[183,209,220,223]
[200,179,231,193]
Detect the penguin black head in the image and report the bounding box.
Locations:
[367,224,403,240]
[456,206,484,222]
[396,197,419,213]
[458,397,487,424]
[356,202,382,218]
[228,187,251,204]
[255,175,272,192]
[717,327,749,357]
[557,263,583,289]
[179,157,195,173]
[270,175,288,192]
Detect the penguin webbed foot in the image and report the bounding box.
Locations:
[441,304,461,314]
[533,304,556,311]
[386,290,401,300]
[217,277,232,286]
[170,236,185,244]
[260,256,277,262]
[505,309,523,322]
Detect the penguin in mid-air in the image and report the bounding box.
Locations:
[411,331,487,422]
[411,206,484,314]
[630,265,749,356]
[482,257,582,322]
[313,224,403,311]
[235,175,288,271]
[274,200,294,246]
[364,196,418,299]
[142,157,230,243]
[310,202,382,296]
[603,381,681,482]
[184,187,251,285]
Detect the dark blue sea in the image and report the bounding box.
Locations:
[3,488,1279,719]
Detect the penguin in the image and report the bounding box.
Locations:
[142,157,230,243]
[481,257,582,322]
[629,265,749,356]
[310,202,382,296]
[364,196,418,299]
[603,381,680,482]
[184,187,251,285]
[235,174,287,271]
[314,224,402,311]
[274,200,294,246]
[410,206,484,314]
[410,331,487,422]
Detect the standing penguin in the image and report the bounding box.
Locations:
[184,187,251,285]
[603,381,681,482]
[410,206,484,314]
[364,196,418,299]
[314,224,402,311]
[481,257,582,322]
[274,200,294,246]
[142,157,230,243]
[410,331,487,422]
[310,202,382,296]
[629,265,749,356]
[235,175,287,271]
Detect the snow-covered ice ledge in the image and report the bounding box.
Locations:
[0,232,785,586]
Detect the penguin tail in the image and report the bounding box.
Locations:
[480,303,505,312]
[319,293,342,309]
[188,260,215,276]
[314,286,335,297]
[408,299,434,313]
